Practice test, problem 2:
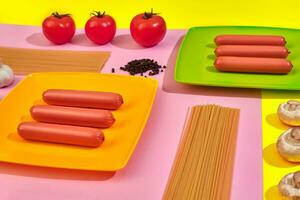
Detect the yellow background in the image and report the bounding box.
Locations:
[1,0,300,29]
[262,91,300,199]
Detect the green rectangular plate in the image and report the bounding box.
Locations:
[175,26,300,90]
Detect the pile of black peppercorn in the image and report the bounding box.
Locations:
[118,59,166,77]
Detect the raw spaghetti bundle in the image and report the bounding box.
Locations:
[163,105,240,200]
[0,47,110,74]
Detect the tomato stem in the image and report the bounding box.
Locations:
[51,12,71,19]
[91,11,106,18]
[143,8,160,19]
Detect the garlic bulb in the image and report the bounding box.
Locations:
[279,171,300,199]
[278,100,300,126]
[0,63,14,88]
[277,128,300,162]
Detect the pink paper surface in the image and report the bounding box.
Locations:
[0,24,262,200]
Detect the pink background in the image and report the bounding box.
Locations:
[0,24,262,200]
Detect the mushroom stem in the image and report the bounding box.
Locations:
[291,128,300,140]
[294,171,300,189]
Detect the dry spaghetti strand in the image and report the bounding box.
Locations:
[0,47,110,75]
[163,105,240,200]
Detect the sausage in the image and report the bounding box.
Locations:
[214,56,293,74]
[215,45,289,58]
[18,122,104,147]
[31,105,115,128]
[214,35,286,46]
[43,89,123,110]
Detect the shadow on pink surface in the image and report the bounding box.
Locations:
[111,34,143,50]
[0,162,115,181]
[162,35,261,98]
[25,32,143,50]
[71,33,98,47]
[26,32,99,47]
[25,33,55,47]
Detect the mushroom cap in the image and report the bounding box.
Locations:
[277,128,300,162]
[0,64,14,88]
[279,172,300,199]
[278,101,300,126]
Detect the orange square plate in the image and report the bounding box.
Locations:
[0,72,158,171]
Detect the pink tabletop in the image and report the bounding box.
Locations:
[0,24,262,200]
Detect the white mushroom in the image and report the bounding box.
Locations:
[277,128,300,162]
[0,58,14,88]
[278,100,300,126]
[279,171,300,199]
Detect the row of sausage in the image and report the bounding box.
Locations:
[213,35,293,74]
[18,89,123,148]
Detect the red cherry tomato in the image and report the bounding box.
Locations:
[130,9,166,47]
[85,11,116,45]
[42,12,76,45]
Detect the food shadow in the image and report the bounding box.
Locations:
[265,185,283,200]
[70,33,98,47]
[206,43,216,48]
[265,113,289,130]
[207,54,216,60]
[111,34,143,50]
[263,143,298,168]
[26,33,56,47]
[0,160,116,181]
[206,66,218,73]
[262,90,300,100]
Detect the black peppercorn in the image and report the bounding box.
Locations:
[119,58,165,76]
